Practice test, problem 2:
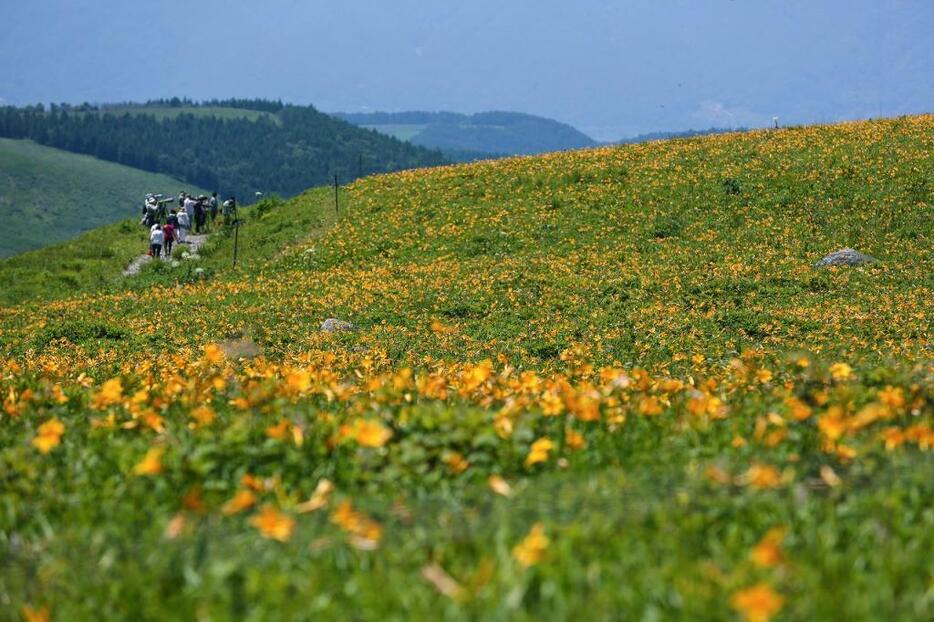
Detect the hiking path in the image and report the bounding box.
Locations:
[123,234,208,276]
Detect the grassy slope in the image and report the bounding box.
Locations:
[359,123,428,142]
[0,116,932,620]
[95,105,278,124]
[0,187,335,307]
[0,138,206,258]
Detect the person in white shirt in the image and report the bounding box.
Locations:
[176,209,190,243]
[184,196,196,226]
[150,224,164,258]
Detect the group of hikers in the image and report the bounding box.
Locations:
[141,191,237,258]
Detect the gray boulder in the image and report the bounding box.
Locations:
[320,318,355,333]
[815,248,877,268]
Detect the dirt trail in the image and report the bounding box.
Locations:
[123,234,208,276]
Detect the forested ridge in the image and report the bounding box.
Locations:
[0,100,447,200]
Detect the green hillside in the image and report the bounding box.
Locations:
[0,116,931,620]
[0,138,206,258]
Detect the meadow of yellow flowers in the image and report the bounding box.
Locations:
[1,115,931,620]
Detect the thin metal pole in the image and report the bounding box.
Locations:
[232,220,240,267]
[334,174,339,214]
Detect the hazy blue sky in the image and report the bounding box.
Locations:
[1,0,931,139]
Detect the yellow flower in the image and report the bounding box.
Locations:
[50,384,69,404]
[330,500,382,548]
[32,418,65,454]
[353,419,392,448]
[222,489,257,515]
[190,405,216,426]
[249,505,295,542]
[133,447,164,476]
[751,527,786,568]
[730,583,784,622]
[637,395,663,416]
[460,360,493,393]
[539,390,564,416]
[740,463,783,489]
[829,362,854,381]
[878,386,905,409]
[785,396,812,421]
[266,419,290,441]
[91,377,123,409]
[880,427,905,451]
[444,451,470,474]
[525,437,555,467]
[204,343,225,364]
[513,523,549,568]
[20,605,50,622]
[285,368,312,395]
[566,429,586,451]
[818,407,848,442]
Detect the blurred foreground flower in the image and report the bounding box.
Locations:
[250,505,295,542]
[204,343,225,364]
[91,377,123,409]
[488,475,512,496]
[751,527,786,568]
[525,437,554,467]
[331,500,382,549]
[730,583,783,622]
[222,489,257,515]
[421,563,465,601]
[32,418,64,454]
[353,419,392,448]
[829,362,854,381]
[20,605,50,622]
[133,447,164,476]
[513,522,549,568]
[738,463,783,489]
[297,479,334,513]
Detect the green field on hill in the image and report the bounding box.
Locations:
[0,138,206,258]
[0,116,931,620]
[92,105,282,126]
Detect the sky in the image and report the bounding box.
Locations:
[0,0,931,140]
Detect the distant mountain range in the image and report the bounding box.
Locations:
[334,110,744,161]
[334,111,599,161]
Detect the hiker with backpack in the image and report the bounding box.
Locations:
[209,192,219,226]
[142,196,159,227]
